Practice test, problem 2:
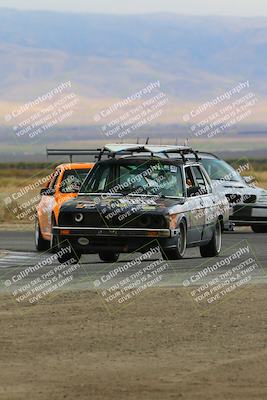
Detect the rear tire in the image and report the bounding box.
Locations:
[35,217,50,251]
[99,252,119,263]
[162,220,187,260]
[200,219,222,258]
[251,224,267,233]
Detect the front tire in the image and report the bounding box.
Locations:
[251,224,267,233]
[162,220,187,260]
[200,219,222,258]
[99,252,119,263]
[35,217,50,251]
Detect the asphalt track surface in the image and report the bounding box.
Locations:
[0,229,266,255]
[0,229,266,290]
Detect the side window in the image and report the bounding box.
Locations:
[60,169,90,193]
[200,166,212,193]
[185,167,195,189]
[98,167,110,191]
[84,164,112,193]
[49,170,61,190]
[191,166,211,195]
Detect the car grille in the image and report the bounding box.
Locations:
[226,194,242,204]
[59,212,168,229]
[243,194,257,204]
[225,193,257,204]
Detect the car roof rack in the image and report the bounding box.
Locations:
[46,144,200,162]
[46,148,103,162]
[103,144,201,162]
[196,151,219,160]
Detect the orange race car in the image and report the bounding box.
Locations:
[35,162,94,251]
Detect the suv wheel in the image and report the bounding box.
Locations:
[251,224,267,233]
[35,217,50,251]
[162,220,187,260]
[200,219,222,258]
[99,252,119,263]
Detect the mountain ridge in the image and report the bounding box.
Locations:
[0,9,267,125]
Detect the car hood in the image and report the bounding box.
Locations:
[61,194,185,215]
[212,180,261,194]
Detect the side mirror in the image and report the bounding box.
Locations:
[243,176,255,185]
[187,186,200,197]
[40,188,55,196]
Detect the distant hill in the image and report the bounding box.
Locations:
[0,9,267,127]
[0,9,267,140]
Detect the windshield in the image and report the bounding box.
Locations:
[81,161,185,198]
[201,158,242,182]
[60,168,91,193]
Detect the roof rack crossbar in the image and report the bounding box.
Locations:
[46,145,201,162]
[46,148,103,162]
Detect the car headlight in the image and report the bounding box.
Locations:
[169,214,178,229]
[74,213,84,222]
[258,190,267,204]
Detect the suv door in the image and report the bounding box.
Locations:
[191,165,215,241]
[184,166,205,243]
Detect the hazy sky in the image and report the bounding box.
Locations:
[0,0,266,17]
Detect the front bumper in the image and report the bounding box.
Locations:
[53,226,178,253]
[53,226,173,237]
[230,204,267,225]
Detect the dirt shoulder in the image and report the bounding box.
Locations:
[0,286,267,400]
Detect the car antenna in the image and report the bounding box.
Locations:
[145,137,150,144]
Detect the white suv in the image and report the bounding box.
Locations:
[199,153,267,233]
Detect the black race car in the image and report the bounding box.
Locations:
[52,144,229,264]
